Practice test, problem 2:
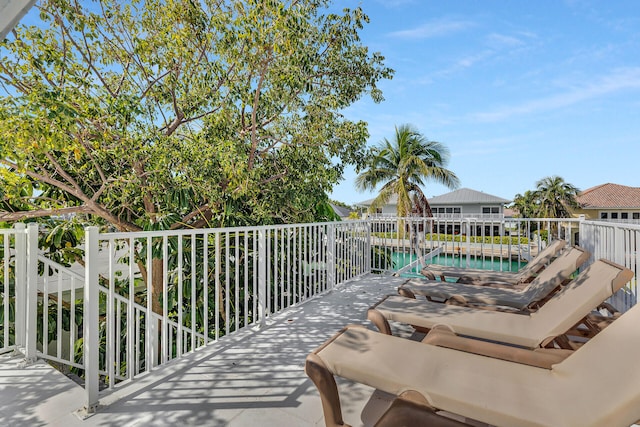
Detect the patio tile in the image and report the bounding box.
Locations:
[0,274,409,426]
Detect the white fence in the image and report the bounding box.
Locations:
[579,220,640,310]
[368,217,583,275]
[0,224,27,355]
[1,217,638,414]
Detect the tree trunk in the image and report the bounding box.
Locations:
[138,257,164,315]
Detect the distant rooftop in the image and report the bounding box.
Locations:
[577,183,640,209]
[0,0,37,39]
[357,187,510,206]
[428,188,510,205]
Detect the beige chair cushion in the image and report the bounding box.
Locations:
[421,239,566,284]
[402,246,589,310]
[376,259,632,348]
[315,302,640,426]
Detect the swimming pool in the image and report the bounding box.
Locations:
[392,251,523,277]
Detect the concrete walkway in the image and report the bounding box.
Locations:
[0,274,409,426]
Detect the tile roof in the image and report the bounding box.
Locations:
[577,183,640,209]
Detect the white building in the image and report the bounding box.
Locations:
[357,187,510,219]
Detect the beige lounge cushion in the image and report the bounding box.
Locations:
[421,239,566,284]
[376,259,632,348]
[402,246,589,309]
[314,303,640,426]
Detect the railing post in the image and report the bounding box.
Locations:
[465,219,472,268]
[13,223,26,351]
[614,226,625,267]
[23,223,38,363]
[84,226,100,413]
[258,229,267,326]
[365,221,372,273]
[326,225,336,288]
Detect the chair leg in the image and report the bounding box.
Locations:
[375,390,468,427]
[422,270,436,280]
[367,309,393,335]
[397,287,416,299]
[305,353,350,427]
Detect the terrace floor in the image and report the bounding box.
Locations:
[1,273,415,427]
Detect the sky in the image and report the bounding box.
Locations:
[329,0,640,206]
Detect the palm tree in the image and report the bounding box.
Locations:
[534,176,580,218]
[510,190,539,218]
[355,124,459,217]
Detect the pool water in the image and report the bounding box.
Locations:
[393,252,523,277]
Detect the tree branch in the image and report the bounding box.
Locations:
[247,48,272,170]
[0,206,92,222]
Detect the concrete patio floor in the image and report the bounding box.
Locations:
[0,273,413,426]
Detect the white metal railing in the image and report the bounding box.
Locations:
[365,213,507,220]
[36,254,84,369]
[367,217,583,275]
[80,220,370,412]
[4,216,640,415]
[579,220,640,310]
[0,224,28,355]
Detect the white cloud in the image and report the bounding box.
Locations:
[471,67,640,122]
[388,18,475,39]
[486,33,525,48]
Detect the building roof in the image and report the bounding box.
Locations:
[0,0,37,39]
[356,188,510,206]
[329,203,352,218]
[577,183,640,209]
[428,188,510,205]
[356,194,398,207]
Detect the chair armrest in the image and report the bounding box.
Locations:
[422,327,573,369]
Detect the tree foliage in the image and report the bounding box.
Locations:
[510,176,579,218]
[355,124,459,217]
[0,0,393,231]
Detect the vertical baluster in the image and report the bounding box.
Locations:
[107,239,115,387]
[162,235,169,363]
[177,235,183,357]
[243,232,248,328]
[128,237,135,379]
[235,232,239,332]
[215,232,220,340]
[203,232,209,344]
[56,269,62,360]
[225,232,230,334]
[191,233,196,351]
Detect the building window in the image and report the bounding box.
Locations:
[482,206,500,214]
[601,212,608,219]
[634,213,640,220]
[434,207,461,215]
[621,212,629,219]
[611,212,618,219]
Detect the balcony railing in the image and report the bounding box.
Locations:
[1,217,638,415]
[365,212,507,219]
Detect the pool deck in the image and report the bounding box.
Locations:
[1,273,420,427]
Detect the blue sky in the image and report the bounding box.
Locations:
[330,0,640,205]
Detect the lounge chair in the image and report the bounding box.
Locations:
[306,300,640,427]
[367,259,633,349]
[398,245,590,310]
[421,239,566,285]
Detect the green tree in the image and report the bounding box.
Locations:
[0,0,393,312]
[534,175,580,218]
[510,190,539,218]
[0,0,392,230]
[355,124,459,217]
